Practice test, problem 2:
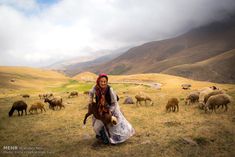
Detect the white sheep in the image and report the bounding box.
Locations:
[205,94,232,113]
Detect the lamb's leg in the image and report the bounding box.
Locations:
[104,124,111,138]
[25,109,27,115]
[214,106,217,113]
[224,104,228,112]
[176,104,179,112]
[83,112,92,125]
[18,110,20,116]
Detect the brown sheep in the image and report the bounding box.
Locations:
[9,100,28,117]
[22,94,30,98]
[83,102,117,137]
[205,94,231,113]
[43,93,53,99]
[166,98,179,112]
[135,95,153,106]
[68,91,78,98]
[44,97,64,110]
[29,102,46,114]
[83,91,90,95]
[185,92,199,105]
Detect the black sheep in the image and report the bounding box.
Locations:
[9,100,28,117]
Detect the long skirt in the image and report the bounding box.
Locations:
[92,105,135,144]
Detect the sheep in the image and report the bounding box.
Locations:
[204,94,231,113]
[181,84,191,90]
[44,97,64,110]
[43,93,53,99]
[9,100,28,117]
[185,91,199,105]
[197,87,222,109]
[203,90,225,104]
[38,94,43,99]
[22,94,30,98]
[29,102,46,114]
[166,98,179,112]
[83,91,90,95]
[135,95,153,106]
[68,91,78,98]
[83,102,117,137]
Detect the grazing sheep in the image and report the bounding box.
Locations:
[197,87,222,109]
[29,102,46,114]
[22,94,30,98]
[181,84,191,90]
[198,87,215,109]
[43,93,53,99]
[135,95,153,106]
[166,98,179,112]
[204,90,225,104]
[185,92,199,105]
[83,102,117,137]
[83,91,90,95]
[44,97,64,110]
[205,94,231,113]
[38,94,43,99]
[68,91,78,98]
[123,96,134,104]
[9,100,28,117]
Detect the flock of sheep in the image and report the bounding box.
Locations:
[124,85,232,113]
[8,84,232,117]
[8,92,81,117]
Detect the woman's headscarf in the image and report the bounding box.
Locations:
[95,73,109,114]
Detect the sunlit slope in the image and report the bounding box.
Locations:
[0,66,69,94]
[72,71,97,82]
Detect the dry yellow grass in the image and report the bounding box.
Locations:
[0,67,235,157]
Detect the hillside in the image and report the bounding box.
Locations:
[163,49,235,83]
[0,66,69,96]
[82,16,235,83]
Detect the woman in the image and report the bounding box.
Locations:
[89,73,135,144]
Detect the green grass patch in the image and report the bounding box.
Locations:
[49,80,94,92]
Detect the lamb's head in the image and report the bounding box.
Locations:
[198,101,206,110]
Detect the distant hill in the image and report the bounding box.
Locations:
[48,47,129,77]
[84,16,235,83]
[63,52,123,76]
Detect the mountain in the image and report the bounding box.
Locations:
[163,49,235,83]
[62,49,127,76]
[85,16,235,83]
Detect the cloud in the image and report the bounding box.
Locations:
[0,0,235,67]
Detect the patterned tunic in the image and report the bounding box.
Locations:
[89,86,135,144]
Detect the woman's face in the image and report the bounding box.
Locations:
[99,77,108,89]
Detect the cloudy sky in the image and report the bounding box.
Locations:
[0,0,235,67]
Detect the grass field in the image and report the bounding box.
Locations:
[0,67,235,157]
